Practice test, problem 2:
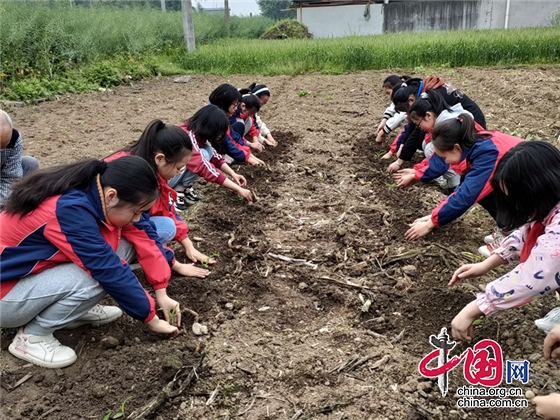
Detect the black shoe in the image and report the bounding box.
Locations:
[174,187,199,211]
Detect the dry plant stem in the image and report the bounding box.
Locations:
[127,354,205,420]
[316,276,371,292]
[237,396,258,416]
[205,384,220,405]
[365,330,394,349]
[38,407,61,420]
[7,373,33,390]
[267,252,318,269]
[182,307,199,322]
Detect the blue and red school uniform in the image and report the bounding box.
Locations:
[0,181,157,322]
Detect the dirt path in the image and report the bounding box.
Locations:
[1,66,560,420]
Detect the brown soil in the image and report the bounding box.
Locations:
[2,66,560,420]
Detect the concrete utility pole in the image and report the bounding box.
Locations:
[224,0,230,37]
[160,0,166,12]
[181,0,196,51]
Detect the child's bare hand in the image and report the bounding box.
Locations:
[173,262,211,278]
[405,218,434,240]
[232,173,247,187]
[534,394,560,419]
[238,187,253,202]
[264,135,276,147]
[544,325,560,360]
[375,131,385,144]
[387,161,402,174]
[393,169,416,188]
[146,316,179,335]
[449,263,487,286]
[157,296,181,326]
[451,301,483,342]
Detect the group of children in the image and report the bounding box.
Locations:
[0,82,275,369]
[2,73,560,418]
[376,75,560,417]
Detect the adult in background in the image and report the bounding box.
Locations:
[0,110,39,207]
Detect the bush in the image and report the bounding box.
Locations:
[261,20,312,40]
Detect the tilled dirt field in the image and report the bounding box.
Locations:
[1,66,560,420]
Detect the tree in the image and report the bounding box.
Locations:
[257,0,295,20]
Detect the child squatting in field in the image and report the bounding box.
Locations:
[107,119,214,279]
[448,141,560,342]
[387,76,486,179]
[168,105,253,209]
[0,156,179,368]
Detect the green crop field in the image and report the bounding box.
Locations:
[1,0,559,101]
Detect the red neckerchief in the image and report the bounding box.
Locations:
[520,221,545,263]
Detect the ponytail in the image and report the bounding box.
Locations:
[5,156,159,216]
[431,113,480,152]
[126,119,192,174]
[408,89,452,120]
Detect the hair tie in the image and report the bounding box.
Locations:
[99,161,108,175]
[242,93,254,97]
[457,116,463,123]
[420,92,429,99]
[252,87,270,96]
[400,82,407,88]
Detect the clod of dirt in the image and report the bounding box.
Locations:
[91,385,106,399]
[402,265,417,277]
[101,336,119,349]
[192,322,208,336]
[225,303,234,310]
[298,282,308,290]
[163,355,183,371]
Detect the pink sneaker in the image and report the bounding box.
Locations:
[8,329,77,369]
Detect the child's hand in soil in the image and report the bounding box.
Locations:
[146,316,178,335]
[172,261,210,278]
[381,151,394,160]
[534,394,560,419]
[405,215,434,240]
[387,161,402,174]
[264,135,276,147]
[393,168,416,188]
[232,173,247,187]
[238,187,254,202]
[451,301,483,342]
[248,155,265,166]
[248,140,263,152]
[544,325,560,360]
[155,292,181,326]
[186,248,216,266]
[375,131,386,144]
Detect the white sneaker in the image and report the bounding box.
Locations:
[478,234,505,258]
[535,307,560,334]
[8,329,77,369]
[65,304,123,329]
[484,229,507,244]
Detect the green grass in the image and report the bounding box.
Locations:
[1,0,559,102]
[0,1,272,83]
[178,28,560,75]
